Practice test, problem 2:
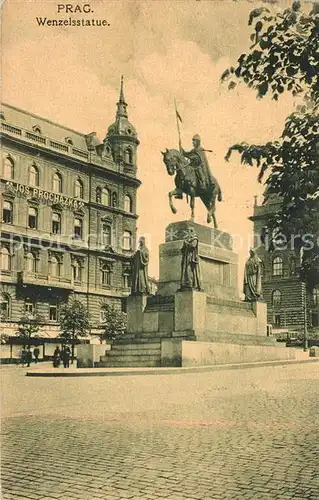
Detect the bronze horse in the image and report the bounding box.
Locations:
[161,148,222,228]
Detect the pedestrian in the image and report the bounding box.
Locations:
[20,347,27,367]
[63,345,71,368]
[33,346,40,364]
[53,346,61,368]
[25,346,32,367]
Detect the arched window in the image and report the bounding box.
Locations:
[122,231,132,251]
[112,192,118,208]
[28,207,38,229]
[50,255,60,277]
[26,252,36,274]
[96,187,102,203]
[3,156,14,179]
[124,195,133,213]
[1,294,10,319]
[272,290,281,308]
[3,201,13,224]
[52,172,62,193]
[72,260,82,282]
[29,164,39,186]
[74,179,83,199]
[272,256,283,277]
[1,247,11,271]
[101,187,110,206]
[102,224,112,247]
[124,147,133,164]
[101,263,112,286]
[73,218,83,239]
[52,212,61,234]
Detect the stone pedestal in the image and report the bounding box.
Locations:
[127,295,147,334]
[251,300,267,336]
[174,290,206,336]
[158,220,239,300]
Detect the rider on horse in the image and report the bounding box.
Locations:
[180,134,215,193]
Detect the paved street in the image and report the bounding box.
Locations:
[1,362,318,500]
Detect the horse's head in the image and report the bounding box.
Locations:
[161,148,181,176]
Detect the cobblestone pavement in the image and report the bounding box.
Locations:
[1,362,318,500]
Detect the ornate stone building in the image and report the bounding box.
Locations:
[250,196,319,333]
[0,79,141,337]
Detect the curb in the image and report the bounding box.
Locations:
[26,358,319,378]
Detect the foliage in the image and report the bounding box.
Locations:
[222,1,319,288]
[16,314,43,345]
[59,300,90,344]
[99,304,127,342]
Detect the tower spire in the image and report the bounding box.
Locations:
[116,75,128,118]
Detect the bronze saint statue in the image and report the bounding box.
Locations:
[161,136,222,227]
[130,237,150,295]
[180,227,202,291]
[181,134,216,193]
[243,249,263,302]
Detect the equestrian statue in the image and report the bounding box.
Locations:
[161,134,222,228]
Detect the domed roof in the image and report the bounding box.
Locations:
[107,76,138,138]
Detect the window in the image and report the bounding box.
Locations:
[49,303,59,322]
[74,179,83,199]
[101,263,112,286]
[25,300,35,318]
[3,156,14,179]
[112,192,118,208]
[290,258,296,276]
[73,218,83,239]
[1,247,11,271]
[52,172,62,193]
[122,231,132,251]
[100,308,107,323]
[123,268,131,288]
[101,188,110,206]
[3,201,13,224]
[96,187,102,203]
[272,256,283,277]
[274,313,281,327]
[0,294,10,319]
[124,195,133,213]
[28,207,38,229]
[272,290,281,308]
[26,252,36,274]
[312,288,319,307]
[72,261,82,282]
[50,255,60,277]
[52,212,61,234]
[124,147,133,164]
[29,164,39,186]
[312,312,319,327]
[102,224,112,247]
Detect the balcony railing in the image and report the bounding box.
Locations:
[1,121,89,161]
[17,271,74,290]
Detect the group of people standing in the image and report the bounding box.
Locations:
[53,345,71,368]
[19,346,40,367]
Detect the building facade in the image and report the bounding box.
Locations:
[1,79,141,337]
[250,196,319,333]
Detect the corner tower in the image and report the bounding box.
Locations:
[105,76,139,174]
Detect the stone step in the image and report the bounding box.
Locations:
[97,358,161,368]
[111,342,161,351]
[107,348,161,357]
[115,337,165,345]
[100,354,160,363]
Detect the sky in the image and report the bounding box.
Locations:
[1,0,298,282]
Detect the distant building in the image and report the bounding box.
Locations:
[250,195,319,333]
[0,78,141,339]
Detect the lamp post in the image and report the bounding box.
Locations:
[302,282,308,351]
